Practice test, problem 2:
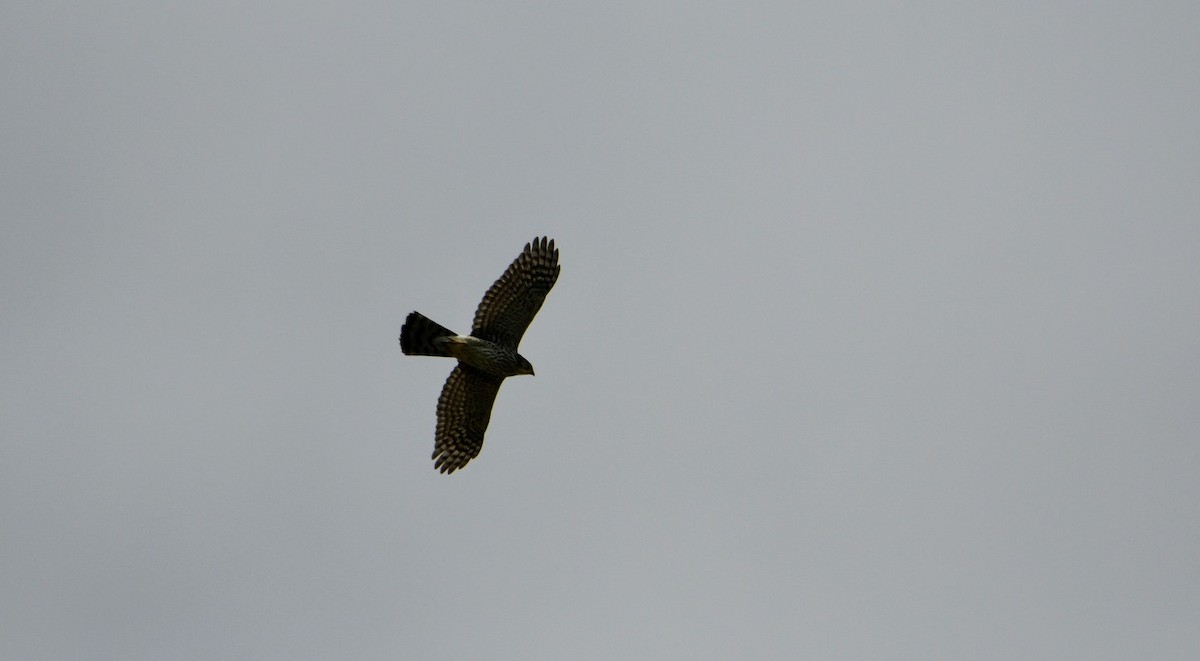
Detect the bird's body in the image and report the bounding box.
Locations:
[399,237,559,473]
[439,335,533,377]
[400,312,533,378]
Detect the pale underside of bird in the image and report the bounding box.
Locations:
[399,237,560,473]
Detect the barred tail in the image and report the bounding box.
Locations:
[400,312,457,356]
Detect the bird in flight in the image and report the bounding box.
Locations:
[399,237,560,473]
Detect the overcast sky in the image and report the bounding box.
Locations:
[3,2,1199,659]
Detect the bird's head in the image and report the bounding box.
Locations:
[515,354,535,376]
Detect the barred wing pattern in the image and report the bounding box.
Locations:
[471,237,560,349]
[433,365,504,474]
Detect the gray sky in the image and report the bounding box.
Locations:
[3,2,1199,659]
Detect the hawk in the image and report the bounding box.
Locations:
[399,237,560,473]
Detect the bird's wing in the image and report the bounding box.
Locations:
[470,237,560,349]
[433,364,504,473]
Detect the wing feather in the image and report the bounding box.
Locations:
[433,365,504,473]
[470,237,560,349]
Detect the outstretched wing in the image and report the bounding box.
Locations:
[433,364,504,474]
[471,237,560,349]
